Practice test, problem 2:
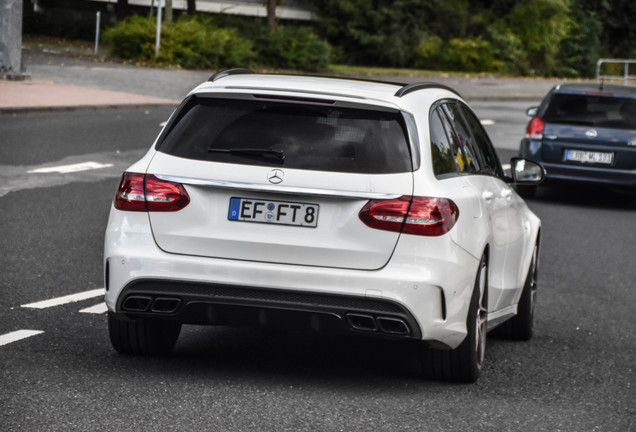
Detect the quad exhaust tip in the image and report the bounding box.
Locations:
[346,313,410,335]
[121,295,181,314]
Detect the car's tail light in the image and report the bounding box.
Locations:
[114,172,190,212]
[359,196,459,236]
[525,117,545,140]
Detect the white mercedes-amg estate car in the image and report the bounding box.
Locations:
[104,70,544,382]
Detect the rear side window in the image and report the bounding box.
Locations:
[458,104,501,176]
[429,110,459,176]
[429,101,503,178]
[543,93,636,129]
[157,96,414,174]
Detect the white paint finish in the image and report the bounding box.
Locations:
[22,288,105,309]
[0,330,44,347]
[79,302,108,314]
[104,77,542,350]
[147,152,413,271]
[28,161,114,174]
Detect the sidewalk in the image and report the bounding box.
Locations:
[0,44,564,113]
[0,80,179,112]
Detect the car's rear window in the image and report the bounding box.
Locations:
[543,93,636,130]
[156,96,414,174]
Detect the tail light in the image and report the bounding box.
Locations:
[525,117,545,140]
[359,196,459,236]
[114,172,190,212]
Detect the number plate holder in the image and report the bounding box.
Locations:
[228,197,319,228]
[564,149,614,164]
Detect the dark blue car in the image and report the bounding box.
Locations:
[519,83,636,196]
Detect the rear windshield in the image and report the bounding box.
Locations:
[543,93,636,130]
[156,96,414,174]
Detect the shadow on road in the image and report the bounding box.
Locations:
[529,183,636,210]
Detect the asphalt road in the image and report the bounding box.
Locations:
[1,107,634,431]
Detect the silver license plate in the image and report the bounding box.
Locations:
[228,197,319,227]
[565,149,613,164]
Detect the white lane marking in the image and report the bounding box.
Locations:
[27,162,114,174]
[0,330,44,347]
[79,302,108,314]
[502,163,511,171]
[481,119,495,126]
[22,288,105,309]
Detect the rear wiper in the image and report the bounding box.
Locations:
[207,147,285,162]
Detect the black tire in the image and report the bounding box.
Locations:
[495,242,539,341]
[108,312,181,356]
[516,185,537,199]
[421,255,488,383]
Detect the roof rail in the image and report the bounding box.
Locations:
[395,82,462,98]
[208,68,255,82]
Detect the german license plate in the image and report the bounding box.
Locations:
[228,197,319,227]
[564,149,613,164]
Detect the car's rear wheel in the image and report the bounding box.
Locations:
[108,312,181,356]
[421,255,488,383]
[494,241,538,340]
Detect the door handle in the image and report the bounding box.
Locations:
[502,189,513,200]
[482,191,495,201]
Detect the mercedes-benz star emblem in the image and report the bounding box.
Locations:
[268,169,284,184]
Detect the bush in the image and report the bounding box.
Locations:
[160,17,254,69]
[413,36,444,70]
[443,37,503,73]
[255,26,331,72]
[414,36,503,73]
[104,15,156,60]
[104,15,253,69]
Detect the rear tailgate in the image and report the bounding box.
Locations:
[146,154,413,270]
[145,94,416,270]
[541,124,636,169]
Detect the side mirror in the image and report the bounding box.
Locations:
[510,158,545,184]
[526,106,538,117]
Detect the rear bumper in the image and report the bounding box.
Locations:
[114,279,422,340]
[104,208,479,349]
[519,139,636,188]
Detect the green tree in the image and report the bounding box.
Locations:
[504,0,573,75]
[593,0,636,58]
[558,0,602,77]
[305,0,432,67]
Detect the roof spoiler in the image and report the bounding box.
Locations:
[208,68,255,82]
[207,69,463,99]
[395,82,462,98]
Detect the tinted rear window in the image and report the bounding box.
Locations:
[543,93,636,129]
[157,96,413,174]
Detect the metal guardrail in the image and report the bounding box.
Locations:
[596,59,636,84]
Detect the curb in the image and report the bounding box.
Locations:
[0,102,179,115]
